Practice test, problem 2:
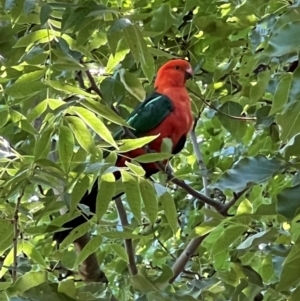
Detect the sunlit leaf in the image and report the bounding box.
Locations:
[121,171,141,223]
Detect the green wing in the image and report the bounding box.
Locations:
[114,92,174,139]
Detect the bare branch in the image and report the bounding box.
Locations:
[85,69,103,99]
[169,236,206,283]
[76,71,86,89]
[115,197,138,276]
[170,177,222,210]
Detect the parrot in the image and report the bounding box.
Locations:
[53,59,194,243]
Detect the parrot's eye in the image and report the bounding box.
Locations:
[175,65,180,70]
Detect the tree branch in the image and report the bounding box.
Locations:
[219,186,249,216]
[12,184,26,282]
[188,88,256,121]
[85,69,103,99]
[115,197,138,276]
[169,236,206,283]
[169,187,249,283]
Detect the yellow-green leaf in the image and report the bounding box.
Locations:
[140,178,158,224]
[72,106,117,148]
[66,116,97,155]
[160,192,178,234]
[96,173,115,220]
[59,125,74,172]
[121,171,141,223]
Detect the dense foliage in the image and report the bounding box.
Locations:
[1,0,300,300]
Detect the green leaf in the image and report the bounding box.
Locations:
[100,77,126,105]
[277,184,300,220]
[106,38,130,72]
[34,126,53,159]
[27,99,48,122]
[211,155,285,192]
[66,116,97,155]
[280,133,300,158]
[123,24,155,81]
[0,110,9,128]
[189,219,222,238]
[59,223,90,249]
[237,228,278,250]
[269,73,292,115]
[73,236,103,268]
[107,18,131,54]
[23,0,35,15]
[70,176,90,212]
[160,192,178,234]
[58,125,74,172]
[81,98,130,127]
[150,3,178,33]
[134,152,172,163]
[277,100,300,141]
[58,279,77,299]
[72,106,117,148]
[140,178,158,224]
[121,171,141,223]
[125,161,145,176]
[15,69,45,84]
[96,173,115,220]
[4,0,17,11]
[131,272,158,293]
[276,242,300,291]
[40,3,52,25]
[0,219,14,256]
[22,241,47,268]
[118,135,159,152]
[249,70,271,103]
[102,231,142,239]
[6,271,47,295]
[77,20,100,46]
[110,243,129,263]
[47,80,97,98]
[264,21,300,57]
[5,82,46,98]
[14,29,54,47]
[119,68,145,101]
[211,224,246,256]
[218,101,247,141]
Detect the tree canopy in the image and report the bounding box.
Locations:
[0,0,300,300]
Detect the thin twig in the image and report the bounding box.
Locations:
[170,177,222,210]
[115,197,138,276]
[219,186,249,215]
[12,185,26,282]
[85,69,103,99]
[76,71,86,89]
[187,88,256,121]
